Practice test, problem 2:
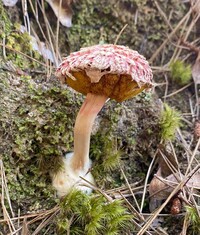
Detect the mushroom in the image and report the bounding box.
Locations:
[53,44,153,197]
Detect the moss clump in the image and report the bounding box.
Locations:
[0,1,11,36]
[5,27,42,68]
[185,206,200,234]
[0,68,82,218]
[0,2,43,70]
[170,60,192,85]
[58,190,133,235]
[160,103,181,141]
[6,30,32,52]
[90,132,122,187]
[12,77,79,174]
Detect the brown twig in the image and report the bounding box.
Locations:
[180,39,200,54]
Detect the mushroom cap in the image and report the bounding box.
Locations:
[56,44,153,102]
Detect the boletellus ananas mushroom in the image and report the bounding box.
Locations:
[53,44,153,197]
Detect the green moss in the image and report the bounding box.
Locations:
[7,31,31,51]
[0,4,42,69]
[90,132,122,186]
[58,190,133,235]
[160,103,182,141]
[170,60,192,85]
[0,69,81,217]
[185,206,200,234]
[0,1,11,36]
[5,28,40,68]
[12,78,79,174]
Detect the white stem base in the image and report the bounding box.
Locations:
[52,152,94,197]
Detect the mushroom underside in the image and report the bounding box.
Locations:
[60,71,149,102]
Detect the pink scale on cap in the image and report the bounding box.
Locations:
[56,44,153,102]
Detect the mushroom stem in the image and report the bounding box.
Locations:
[71,93,107,171]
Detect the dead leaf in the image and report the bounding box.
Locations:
[149,168,170,201]
[149,169,200,211]
[2,0,18,7]
[3,0,74,28]
[150,171,200,199]
[192,52,200,84]
[46,0,73,27]
[157,144,178,177]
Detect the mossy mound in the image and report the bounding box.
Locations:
[0,63,161,233]
[0,0,185,233]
